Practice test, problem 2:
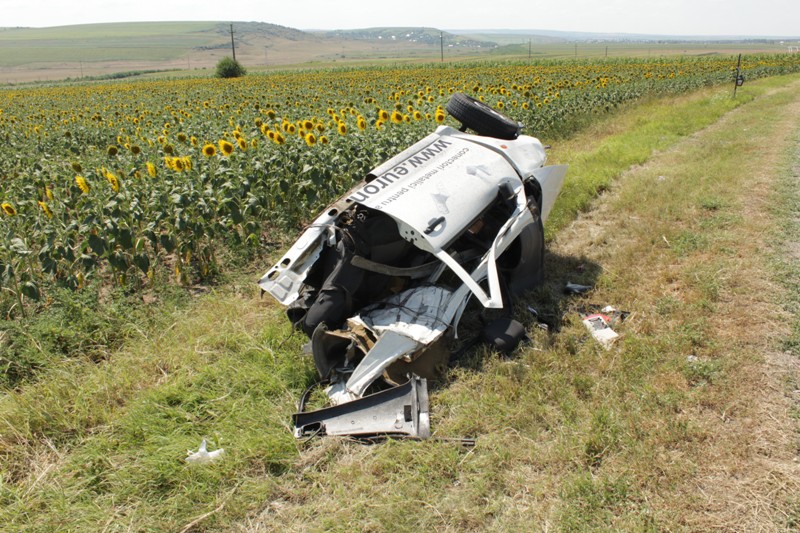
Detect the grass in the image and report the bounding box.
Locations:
[543,85,749,237]
[1,74,800,530]
[767,97,800,531]
[770,125,800,356]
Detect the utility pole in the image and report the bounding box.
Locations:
[440,32,444,63]
[230,24,236,61]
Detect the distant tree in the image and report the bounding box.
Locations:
[215,57,246,79]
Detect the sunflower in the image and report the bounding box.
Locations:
[45,187,54,201]
[219,140,235,156]
[273,132,286,145]
[71,161,82,173]
[176,132,188,143]
[319,135,329,145]
[303,120,314,131]
[357,116,366,130]
[38,201,53,219]
[146,162,157,177]
[75,175,90,193]
[172,157,185,172]
[304,132,317,147]
[104,169,120,192]
[182,157,192,171]
[237,138,247,151]
[130,144,141,155]
[390,111,403,124]
[378,109,389,122]
[375,120,385,130]
[107,145,119,156]
[337,122,347,135]
[434,110,446,123]
[1,202,17,216]
[202,143,217,157]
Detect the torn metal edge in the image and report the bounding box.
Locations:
[293,375,430,440]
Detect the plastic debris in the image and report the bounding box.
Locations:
[564,282,592,295]
[185,439,225,464]
[527,305,551,331]
[582,313,619,349]
[601,306,630,325]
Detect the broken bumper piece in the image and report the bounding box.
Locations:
[293,376,431,439]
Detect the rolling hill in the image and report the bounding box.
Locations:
[0,21,795,84]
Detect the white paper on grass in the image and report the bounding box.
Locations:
[185,439,225,464]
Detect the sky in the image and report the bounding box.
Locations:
[1,0,798,37]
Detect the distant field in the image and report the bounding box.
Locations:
[0,22,218,66]
[1,21,797,84]
[490,40,795,60]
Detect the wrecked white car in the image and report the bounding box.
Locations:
[258,93,567,439]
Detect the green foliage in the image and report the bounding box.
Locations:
[0,282,187,389]
[215,56,247,78]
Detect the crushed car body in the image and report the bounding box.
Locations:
[258,93,567,439]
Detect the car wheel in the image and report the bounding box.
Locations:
[445,92,522,140]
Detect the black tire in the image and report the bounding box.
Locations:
[445,92,522,140]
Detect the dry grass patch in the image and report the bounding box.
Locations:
[547,77,800,530]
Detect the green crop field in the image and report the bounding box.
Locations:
[0,22,219,67]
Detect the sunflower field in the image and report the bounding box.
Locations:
[1,54,798,314]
